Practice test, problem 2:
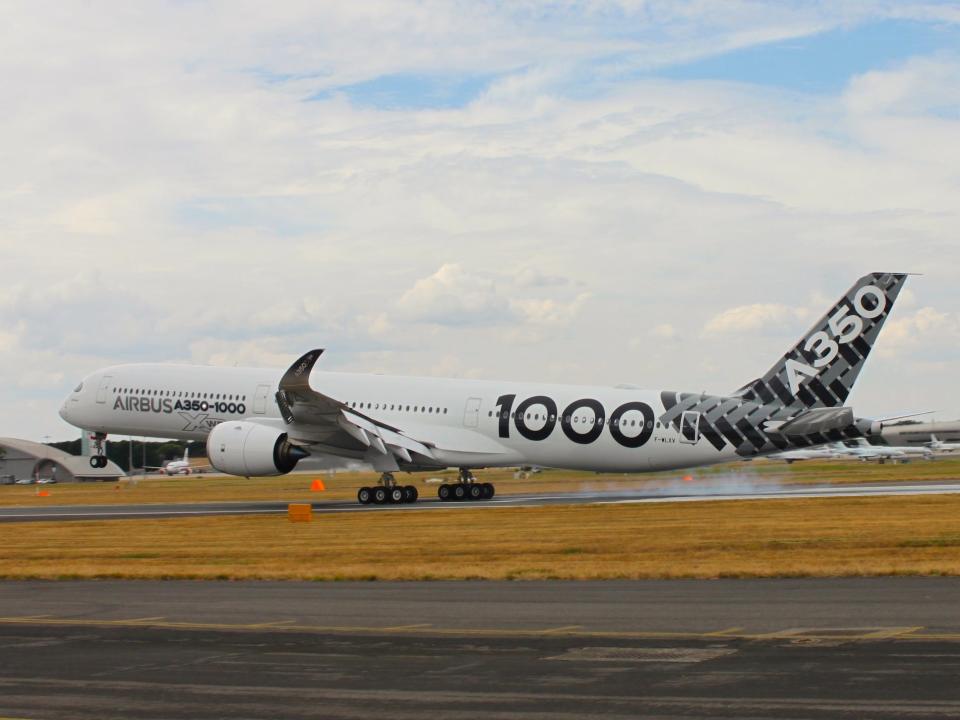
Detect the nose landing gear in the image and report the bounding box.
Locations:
[437,468,495,502]
[89,433,109,469]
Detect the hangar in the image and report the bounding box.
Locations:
[0,438,124,484]
[881,421,960,447]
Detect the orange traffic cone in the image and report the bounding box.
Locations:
[310,478,325,492]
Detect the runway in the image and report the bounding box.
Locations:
[2,479,960,522]
[2,578,960,718]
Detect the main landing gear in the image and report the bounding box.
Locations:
[437,468,495,502]
[89,433,109,469]
[357,473,419,505]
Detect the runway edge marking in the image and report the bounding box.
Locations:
[0,616,957,642]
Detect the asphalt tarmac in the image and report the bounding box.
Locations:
[2,479,960,522]
[2,579,960,718]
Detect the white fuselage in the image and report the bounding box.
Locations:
[60,363,742,474]
[161,460,192,475]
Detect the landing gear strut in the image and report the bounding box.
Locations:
[357,472,419,506]
[438,468,495,502]
[89,433,109,469]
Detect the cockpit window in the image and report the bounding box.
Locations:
[73,382,84,393]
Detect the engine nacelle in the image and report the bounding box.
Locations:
[207,421,309,477]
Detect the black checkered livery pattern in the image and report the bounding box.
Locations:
[659,273,907,457]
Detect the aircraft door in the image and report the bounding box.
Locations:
[463,397,482,428]
[96,375,113,404]
[253,384,271,414]
[680,411,700,444]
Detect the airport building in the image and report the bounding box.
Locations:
[0,438,124,484]
[880,421,960,447]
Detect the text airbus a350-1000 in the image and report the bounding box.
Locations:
[60,273,907,504]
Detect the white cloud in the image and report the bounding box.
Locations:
[396,264,515,326]
[650,323,678,340]
[395,264,589,329]
[880,307,960,359]
[0,2,959,438]
[703,304,806,336]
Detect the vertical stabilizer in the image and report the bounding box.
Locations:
[735,272,908,411]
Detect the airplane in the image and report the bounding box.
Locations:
[926,434,960,453]
[838,438,938,463]
[894,444,936,461]
[60,272,908,505]
[767,446,839,463]
[145,447,210,476]
[770,439,932,464]
[839,439,907,463]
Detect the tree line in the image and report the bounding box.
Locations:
[48,439,206,473]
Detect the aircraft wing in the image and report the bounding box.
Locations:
[273,349,507,468]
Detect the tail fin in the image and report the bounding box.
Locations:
[735,272,908,410]
[184,446,190,462]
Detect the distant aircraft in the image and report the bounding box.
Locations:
[513,465,542,479]
[895,445,936,461]
[926,435,960,453]
[838,439,937,463]
[60,273,908,505]
[770,439,932,464]
[146,447,209,476]
[768,446,838,463]
[841,440,906,463]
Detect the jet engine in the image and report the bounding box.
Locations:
[207,421,309,477]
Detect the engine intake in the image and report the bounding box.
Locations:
[207,421,309,477]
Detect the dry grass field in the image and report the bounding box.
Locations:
[1,457,958,508]
[2,494,960,580]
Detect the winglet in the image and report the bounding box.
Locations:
[279,349,325,391]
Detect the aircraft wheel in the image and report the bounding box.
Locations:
[403,485,418,503]
[481,483,495,499]
[389,487,405,504]
[89,456,99,469]
[438,484,451,501]
[373,487,388,504]
[468,484,483,500]
[357,487,373,505]
[453,484,467,501]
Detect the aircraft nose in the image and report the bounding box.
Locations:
[59,402,71,422]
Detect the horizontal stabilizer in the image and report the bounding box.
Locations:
[770,406,854,436]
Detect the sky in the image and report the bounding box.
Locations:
[2,0,960,441]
